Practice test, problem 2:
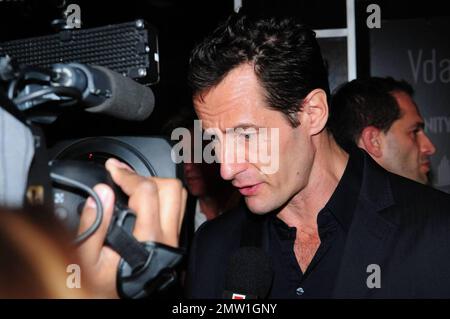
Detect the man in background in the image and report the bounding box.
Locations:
[329,77,436,184]
[164,107,240,249]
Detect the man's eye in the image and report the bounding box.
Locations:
[242,133,256,141]
[411,128,422,138]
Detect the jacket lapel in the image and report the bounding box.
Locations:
[333,153,399,298]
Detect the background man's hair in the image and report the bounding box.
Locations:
[188,13,330,127]
[328,76,415,148]
[162,106,198,136]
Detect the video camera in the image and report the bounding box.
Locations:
[0,20,183,299]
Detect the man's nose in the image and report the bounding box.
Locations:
[420,133,436,156]
[218,143,247,181]
[220,161,247,181]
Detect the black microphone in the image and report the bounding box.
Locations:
[223,247,273,299]
[51,63,154,121]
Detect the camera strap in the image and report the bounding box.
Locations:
[106,220,150,270]
[105,209,184,299]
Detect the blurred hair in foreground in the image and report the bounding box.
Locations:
[0,208,90,298]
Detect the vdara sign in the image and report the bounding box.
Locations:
[408,49,450,84]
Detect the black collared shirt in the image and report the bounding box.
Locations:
[267,149,363,298]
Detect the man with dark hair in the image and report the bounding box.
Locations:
[329,77,436,184]
[186,14,450,298]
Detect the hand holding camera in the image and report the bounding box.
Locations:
[77,158,187,298]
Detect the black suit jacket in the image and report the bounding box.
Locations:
[186,150,450,298]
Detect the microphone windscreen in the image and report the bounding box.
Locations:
[224,247,273,299]
[87,66,154,121]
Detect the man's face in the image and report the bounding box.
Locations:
[183,161,223,197]
[193,64,315,214]
[183,162,206,197]
[379,91,436,184]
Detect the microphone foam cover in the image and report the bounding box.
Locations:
[224,247,273,298]
[88,66,154,121]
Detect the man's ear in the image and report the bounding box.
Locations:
[357,126,383,158]
[297,89,329,136]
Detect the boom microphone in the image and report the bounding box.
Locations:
[84,65,155,121]
[223,247,273,299]
[13,62,155,121]
[51,63,155,121]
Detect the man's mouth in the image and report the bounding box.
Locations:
[420,161,431,172]
[236,183,263,196]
